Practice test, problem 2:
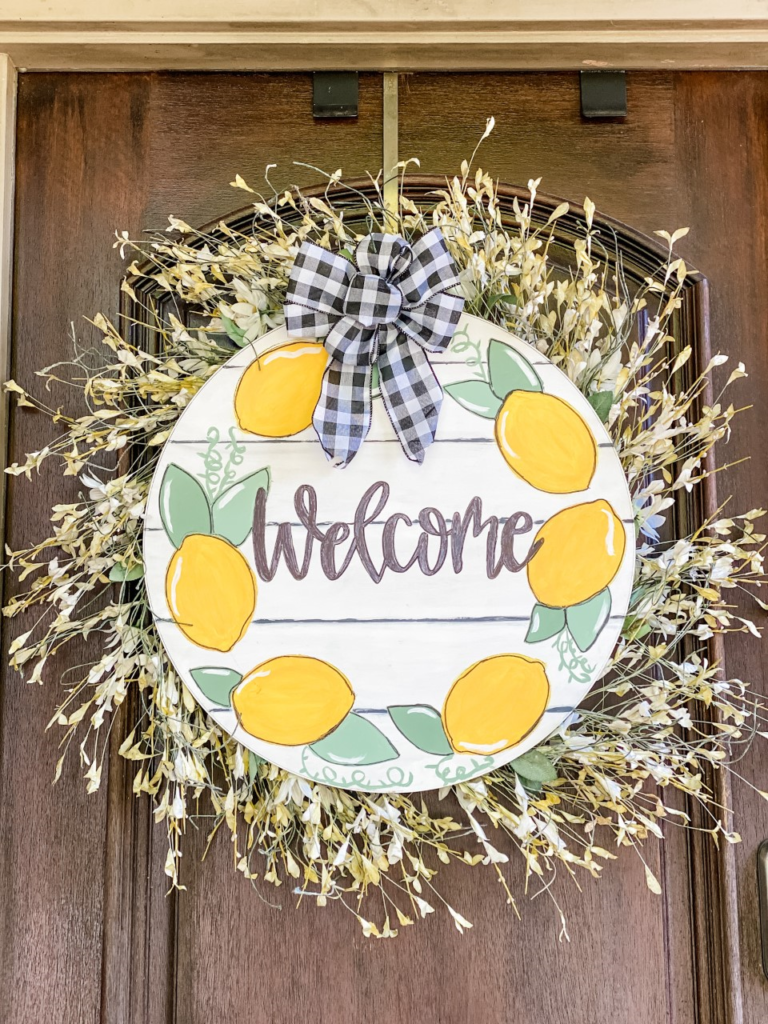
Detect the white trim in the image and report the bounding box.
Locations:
[11,0,768,19]
[4,36,768,73]
[0,54,15,555]
[382,73,398,215]
[1,5,768,70]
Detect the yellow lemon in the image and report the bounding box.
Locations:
[442,654,550,755]
[527,498,626,608]
[495,390,597,493]
[166,534,256,651]
[234,342,328,437]
[232,656,354,746]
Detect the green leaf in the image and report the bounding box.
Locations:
[444,380,503,419]
[623,617,653,641]
[566,588,612,652]
[588,390,614,423]
[108,562,144,582]
[220,313,247,347]
[508,750,558,783]
[159,464,211,548]
[310,713,399,766]
[388,704,452,756]
[190,667,242,706]
[486,292,518,309]
[525,603,566,643]
[212,467,270,547]
[248,749,266,783]
[516,776,543,794]
[488,340,543,399]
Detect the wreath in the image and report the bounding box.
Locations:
[5,132,765,937]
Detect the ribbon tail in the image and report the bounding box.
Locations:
[378,335,443,464]
[312,359,373,468]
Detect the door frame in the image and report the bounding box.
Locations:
[0,47,762,1024]
[2,3,768,71]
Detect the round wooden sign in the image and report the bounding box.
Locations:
[144,313,635,791]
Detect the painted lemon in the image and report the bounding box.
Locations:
[442,654,550,755]
[166,534,256,651]
[495,390,597,493]
[234,341,328,437]
[527,498,626,608]
[232,655,354,746]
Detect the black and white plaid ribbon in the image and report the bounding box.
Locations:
[284,229,465,467]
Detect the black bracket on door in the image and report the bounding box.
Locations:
[580,71,627,119]
[313,72,359,119]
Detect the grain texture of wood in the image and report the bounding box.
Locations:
[0,72,383,1024]
[402,69,768,1024]
[670,72,768,1024]
[0,73,151,1024]
[3,69,767,1024]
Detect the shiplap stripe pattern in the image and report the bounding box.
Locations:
[144,314,635,791]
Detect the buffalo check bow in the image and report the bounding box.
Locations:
[284,228,465,467]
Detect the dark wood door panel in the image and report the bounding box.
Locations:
[0,71,383,1024]
[399,71,678,222]
[402,69,768,1024]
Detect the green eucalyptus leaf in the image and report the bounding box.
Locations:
[212,467,270,547]
[525,603,566,643]
[444,380,503,419]
[623,617,653,640]
[190,667,242,706]
[486,292,519,309]
[488,339,543,399]
[588,390,614,423]
[508,750,558,783]
[310,713,399,766]
[248,749,266,782]
[220,313,247,347]
[108,562,144,582]
[388,704,453,756]
[566,588,612,652]
[159,464,211,548]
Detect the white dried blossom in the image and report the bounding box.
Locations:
[3,156,765,939]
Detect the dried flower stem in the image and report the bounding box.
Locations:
[3,158,765,936]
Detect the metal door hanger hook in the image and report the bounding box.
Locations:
[313,72,359,119]
[580,70,627,119]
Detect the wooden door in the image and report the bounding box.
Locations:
[1,70,767,1024]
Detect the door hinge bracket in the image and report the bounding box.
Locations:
[313,72,359,119]
[580,71,627,119]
